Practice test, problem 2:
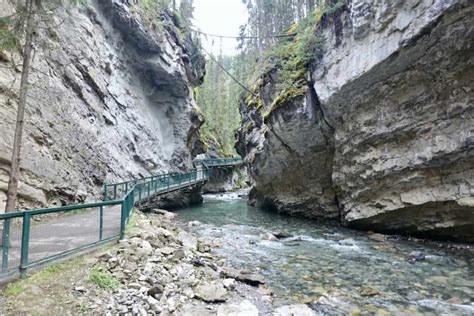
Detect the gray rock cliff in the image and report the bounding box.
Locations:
[237,0,474,241]
[0,0,205,210]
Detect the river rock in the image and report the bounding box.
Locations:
[217,300,259,316]
[360,287,381,297]
[160,247,176,255]
[235,271,266,286]
[154,209,177,219]
[222,278,236,290]
[368,233,386,242]
[408,251,426,262]
[272,231,293,239]
[194,281,228,302]
[274,304,316,316]
[176,230,198,250]
[261,233,278,241]
[155,227,173,238]
[188,220,202,227]
[338,238,356,246]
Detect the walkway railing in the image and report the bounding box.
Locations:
[0,157,240,278]
[194,157,243,167]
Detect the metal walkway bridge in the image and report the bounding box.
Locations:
[0,157,242,279]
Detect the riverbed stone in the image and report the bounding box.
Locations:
[408,251,426,262]
[274,304,316,316]
[194,281,228,302]
[217,300,259,316]
[236,271,266,286]
[368,233,386,242]
[177,230,198,250]
[272,231,293,239]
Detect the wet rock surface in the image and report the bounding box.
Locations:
[236,0,474,241]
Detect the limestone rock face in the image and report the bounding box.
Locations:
[0,0,205,209]
[237,1,474,241]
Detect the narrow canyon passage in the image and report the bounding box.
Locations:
[176,193,474,315]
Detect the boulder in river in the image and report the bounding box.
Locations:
[272,231,293,239]
[408,251,426,262]
[221,267,266,286]
[236,271,266,286]
[368,233,386,242]
[261,233,278,241]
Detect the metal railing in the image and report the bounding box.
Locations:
[0,196,125,278]
[0,157,239,278]
[194,157,243,167]
[103,168,209,201]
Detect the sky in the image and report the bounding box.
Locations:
[192,0,248,56]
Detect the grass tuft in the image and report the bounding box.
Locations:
[88,269,120,290]
[4,283,23,297]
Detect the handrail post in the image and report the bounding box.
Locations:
[103,184,108,201]
[113,185,117,200]
[2,219,11,273]
[130,190,135,217]
[20,212,31,278]
[120,199,126,240]
[138,185,142,204]
[99,205,104,241]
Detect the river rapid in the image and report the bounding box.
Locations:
[175,193,473,315]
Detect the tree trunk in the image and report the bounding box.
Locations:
[4,0,35,213]
[306,0,315,14]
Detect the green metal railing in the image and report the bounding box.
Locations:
[194,157,243,167]
[0,157,239,278]
[103,168,210,201]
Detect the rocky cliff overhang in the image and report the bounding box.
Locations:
[0,0,205,209]
[238,0,474,241]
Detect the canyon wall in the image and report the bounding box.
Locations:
[237,0,474,241]
[0,0,205,210]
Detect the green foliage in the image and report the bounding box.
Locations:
[243,1,346,119]
[89,268,120,290]
[263,88,306,119]
[0,16,19,51]
[197,54,244,157]
[263,8,323,92]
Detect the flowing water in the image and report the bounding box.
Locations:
[176,194,474,315]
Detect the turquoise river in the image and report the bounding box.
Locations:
[176,194,474,315]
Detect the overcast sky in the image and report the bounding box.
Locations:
[192,0,248,55]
